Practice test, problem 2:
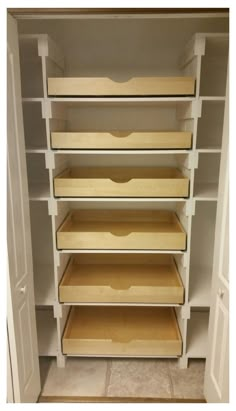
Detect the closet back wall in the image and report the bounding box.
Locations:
[18,18,228,77]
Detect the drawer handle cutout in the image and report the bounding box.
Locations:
[108,77,132,83]
[110,177,132,183]
[110,231,132,237]
[110,284,131,290]
[110,132,131,138]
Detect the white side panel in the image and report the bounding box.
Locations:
[204,72,229,403]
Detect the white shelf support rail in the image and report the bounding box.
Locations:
[53,301,63,319]
[185,199,196,217]
[179,34,206,99]
[181,305,191,320]
[37,35,68,366]
[175,152,198,170]
[48,198,58,216]
[178,355,189,369]
[45,152,55,169]
[179,34,206,69]
[38,34,65,71]
[56,306,70,367]
[175,35,207,364]
[183,252,189,269]
[38,34,65,98]
[176,100,197,121]
[43,100,67,121]
[56,352,67,368]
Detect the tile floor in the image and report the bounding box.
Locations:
[40,357,205,400]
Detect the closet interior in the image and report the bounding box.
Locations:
[17,15,228,368]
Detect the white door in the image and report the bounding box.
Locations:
[204,78,229,403]
[7,14,41,403]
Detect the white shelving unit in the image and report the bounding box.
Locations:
[186,311,210,358]
[36,309,58,356]
[194,152,221,198]
[189,267,212,307]
[18,22,228,369]
[34,264,55,306]
[194,182,219,201]
[28,183,50,201]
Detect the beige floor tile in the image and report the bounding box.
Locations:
[168,359,205,399]
[41,358,108,396]
[107,359,172,398]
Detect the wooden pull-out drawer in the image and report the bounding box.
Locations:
[54,167,189,198]
[51,131,192,150]
[48,76,195,96]
[59,254,184,304]
[62,306,182,356]
[56,210,187,250]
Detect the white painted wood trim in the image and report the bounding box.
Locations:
[7,328,14,403]
[14,13,229,20]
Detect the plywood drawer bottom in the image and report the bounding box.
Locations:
[59,255,184,304]
[62,306,182,356]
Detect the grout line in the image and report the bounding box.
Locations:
[104,359,112,397]
[167,360,175,399]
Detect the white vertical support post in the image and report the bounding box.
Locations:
[176,35,206,368]
[37,35,48,99]
[38,34,65,97]
[178,356,189,369]
[194,35,206,99]
[19,34,66,365]
[56,306,70,368]
[178,304,191,369]
[41,99,51,150]
[57,353,67,368]
[180,321,188,368]
[179,34,206,100]
[38,35,67,366]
